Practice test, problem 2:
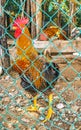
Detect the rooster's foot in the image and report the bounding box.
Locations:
[43,94,54,123]
[43,107,54,123]
[27,95,39,112]
[27,105,39,112]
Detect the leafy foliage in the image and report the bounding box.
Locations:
[4,0,81,29]
[47,0,81,27]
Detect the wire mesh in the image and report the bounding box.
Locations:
[0,0,81,129]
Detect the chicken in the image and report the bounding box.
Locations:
[39,26,66,41]
[12,17,60,122]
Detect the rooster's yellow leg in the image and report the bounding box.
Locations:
[27,95,39,112]
[43,94,54,123]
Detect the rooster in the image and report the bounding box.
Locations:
[39,26,66,41]
[12,17,60,122]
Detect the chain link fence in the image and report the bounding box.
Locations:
[0,0,81,129]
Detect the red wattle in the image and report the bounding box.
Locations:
[14,29,22,38]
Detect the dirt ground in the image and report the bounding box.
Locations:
[0,46,81,130]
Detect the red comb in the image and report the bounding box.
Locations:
[13,17,29,27]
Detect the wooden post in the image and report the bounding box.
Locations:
[25,0,30,16]
[25,0,31,30]
[25,0,43,38]
[69,1,76,37]
[0,0,10,70]
[0,0,1,15]
[25,0,36,38]
[57,0,61,27]
[36,0,43,36]
[30,0,36,38]
[42,1,46,26]
[20,0,25,17]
